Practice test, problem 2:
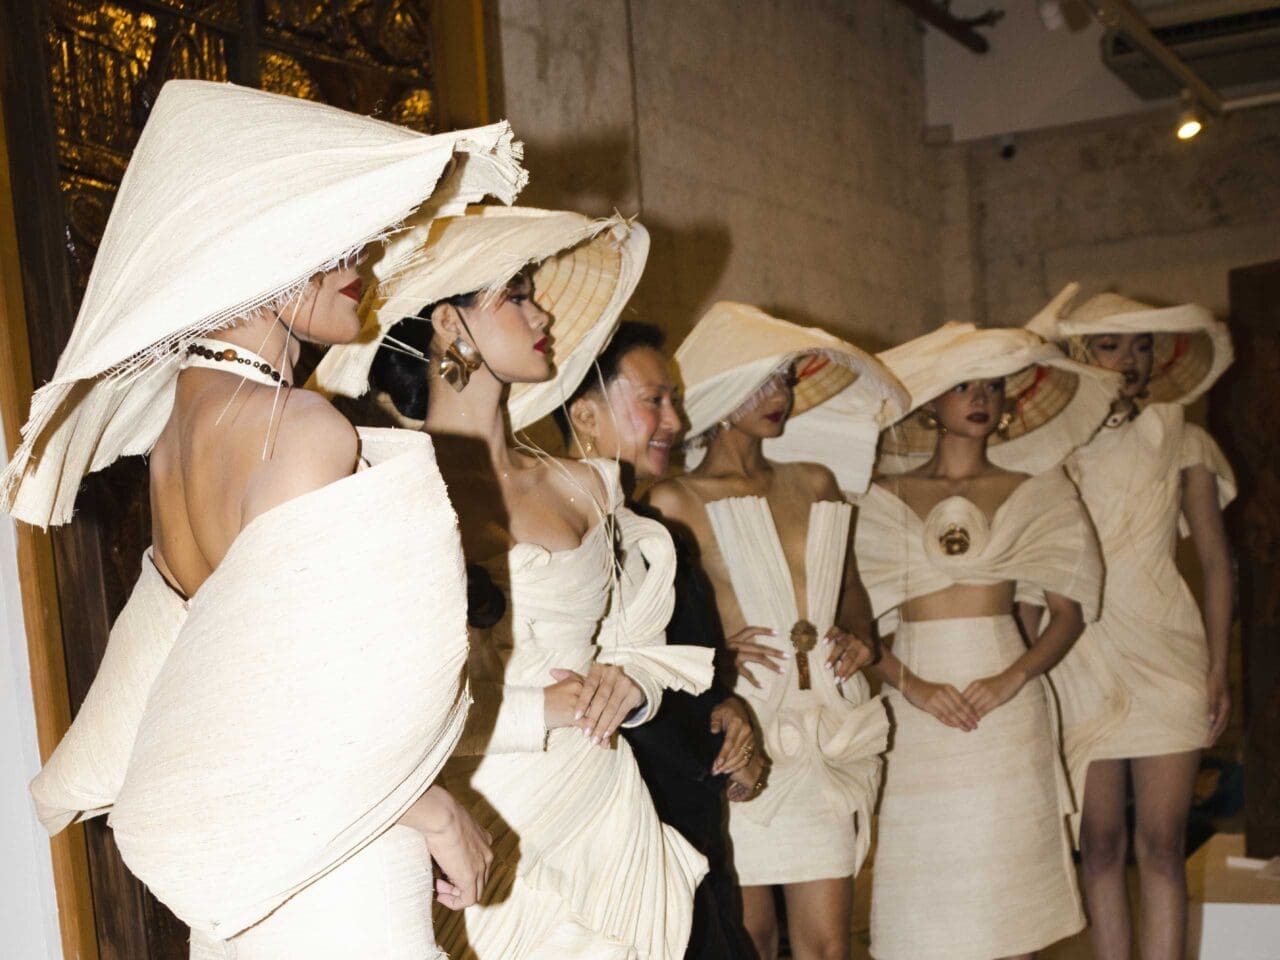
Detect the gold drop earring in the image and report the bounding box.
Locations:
[438,337,483,392]
[582,435,596,455]
[920,408,947,435]
[996,409,1014,439]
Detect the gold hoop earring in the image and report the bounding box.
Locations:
[996,409,1014,439]
[438,337,483,393]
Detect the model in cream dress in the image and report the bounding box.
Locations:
[322,207,715,958]
[651,304,906,960]
[1028,287,1235,960]
[861,324,1116,960]
[10,80,528,957]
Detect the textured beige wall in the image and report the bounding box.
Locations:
[943,105,1280,327]
[485,0,945,349]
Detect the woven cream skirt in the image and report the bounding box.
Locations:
[870,616,1083,960]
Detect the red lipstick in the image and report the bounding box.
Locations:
[765,411,784,423]
[533,336,549,354]
[338,277,363,301]
[966,412,990,424]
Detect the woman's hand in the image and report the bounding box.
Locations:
[571,663,646,745]
[903,676,980,732]
[727,625,785,688]
[1207,668,1231,745]
[544,669,585,729]
[726,755,768,803]
[824,627,874,682]
[961,669,1025,719]
[399,785,493,910]
[709,697,761,776]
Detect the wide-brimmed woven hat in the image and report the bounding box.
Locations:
[1027,282,1232,406]
[314,206,648,433]
[676,302,908,438]
[877,322,1121,474]
[1,79,526,527]
[674,303,908,485]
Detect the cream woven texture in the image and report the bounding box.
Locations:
[856,470,1102,959]
[434,461,710,959]
[1051,404,1236,838]
[705,497,888,886]
[93,429,469,946]
[2,80,525,527]
[875,322,1121,476]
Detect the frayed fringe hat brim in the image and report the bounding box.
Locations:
[876,322,1122,475]
[1027,282,1233,406]
[312,206,648,434]
[1,80,527,528]
[675,302,909,442]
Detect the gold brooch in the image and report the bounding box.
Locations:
[791,619,818,689]
[939,524,971,556]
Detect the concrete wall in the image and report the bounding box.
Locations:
[486,0,945,349]
[941,104,1280,328]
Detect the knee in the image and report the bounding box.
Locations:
[1133,823,1186,877]
[743,913,778,957]
[1080,821,1128,876]
[790,928,849,960]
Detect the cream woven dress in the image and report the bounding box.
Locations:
[1052,403,1235,810]
[702,496,889,886]
[856,468,1101,960]
[433,459,713,960]
[33,430,472,958]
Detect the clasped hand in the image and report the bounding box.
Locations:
[544,663,645,746]
[903,669,1025,732]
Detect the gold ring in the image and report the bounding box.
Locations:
[740,744,754,761]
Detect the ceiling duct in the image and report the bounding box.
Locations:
[1102,1,1280,98]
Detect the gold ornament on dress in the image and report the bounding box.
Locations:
[790,618,819,690]
[939,523,971,556]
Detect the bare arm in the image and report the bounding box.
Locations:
[1182,464,1235,743]
[963,591,1084,718]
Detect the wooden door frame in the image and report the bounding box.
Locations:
[0,2,489,956]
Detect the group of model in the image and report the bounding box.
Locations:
[3,82,1234,960]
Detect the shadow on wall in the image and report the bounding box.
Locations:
[630,216,733,340]
[512,127,640,216]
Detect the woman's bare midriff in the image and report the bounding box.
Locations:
[899,581,1016,623]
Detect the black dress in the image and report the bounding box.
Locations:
[622,505,756,960]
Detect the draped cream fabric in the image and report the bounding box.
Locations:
[104,430,469,946]
[876,322,1121,476]
[31,431,469,956]
[705,498,888,885]
[435,461,712,959]
[1052,404,1235,830]
[1,80,525,528]
[856,469,1101,960]
[313,208,650,433]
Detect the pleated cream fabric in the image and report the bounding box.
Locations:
[1028,282,1233,406]
[92,430,468,951]
[1,80,525,528]
[1051,404,1235,830]
[313,207,649,433]
[856,469,1101,960]
[876,322,1121,476]
[705,498,888,885]
[675,302,908,454]
[435,460,712,959]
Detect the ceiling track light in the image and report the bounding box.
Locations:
[1176,90,1204,140]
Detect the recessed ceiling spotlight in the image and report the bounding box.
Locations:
[1177,91,1204,140]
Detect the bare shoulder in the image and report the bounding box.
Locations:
[776,460,841,501]
[644,475,701,525]
[240,390,359,524]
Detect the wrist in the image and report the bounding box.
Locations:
[412,785,459,836]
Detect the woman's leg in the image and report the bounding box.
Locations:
[1130,751,1199,960]
[741,884,778,960]
[1079,758,1133,959]
[781,876,852,960]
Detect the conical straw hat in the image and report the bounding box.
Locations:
[1,79,526,527]
[1027,282,1232,405]
[877,322,1121,475]
[675,302,908,441]
[313,206,648,433]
